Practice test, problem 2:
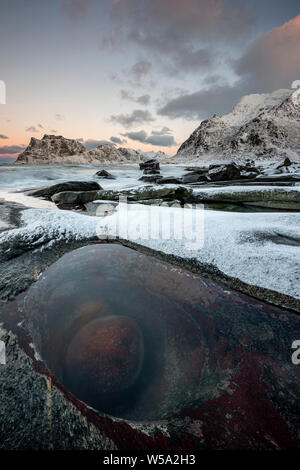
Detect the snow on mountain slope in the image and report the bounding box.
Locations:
[175,89,300,163]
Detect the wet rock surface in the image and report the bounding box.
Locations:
[139,175,163,183]
[208,162,241,181]
[95,169,116,179]
[139,159,160,171]
[0,243,299,450]
[29,181,101,199]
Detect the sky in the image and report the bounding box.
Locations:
[0,0,300,160]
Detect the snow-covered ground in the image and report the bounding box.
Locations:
[0,163,299,301]
[1,204,299,300]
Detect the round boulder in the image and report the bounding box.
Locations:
[64,315,144,409]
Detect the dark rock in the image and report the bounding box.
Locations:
[139,175,163,183]
[189,187,300,210]
[277,157,292,169]
[156,177,183,185]
[240,171,258,180]
[51,190,100,205]
[29,181,102,199]
[143,169,160,175]
[182,173,208,184]
[52,186,192,206]
[139,159,160,171]
[184,167,207,174]
[95,169,116,179]
[208,162,241,181]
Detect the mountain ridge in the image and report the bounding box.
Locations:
[175,89,300,163]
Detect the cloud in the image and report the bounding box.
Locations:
[26,126,39,133]
[151,126,173,135]
[0,145,26,155]
[105,0,255,73]
[61,0,93,20]
[130,61,152,80]
[122,130,148,143]
[0,134,8,139]
[234,14,300,91]
[159,15,300,120]
[110,109,155,128]
[123,128,176,147]
[146,134,176,147]
[121,90,151,106]
[83,139,116,150]
[110,136,127,144]
[158,84,243,119]
[55,113,65,121]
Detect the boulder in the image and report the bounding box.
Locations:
[139,159,160,171]
[276,157,292,169]
[143,169,160,175]
[189,187,300,210]
[29,181,102,199]
[51,190,100,205]
[182,173,208,184]
[95,169,115,179]
[64,316,144,408]
[156,177,183,185]
[51,186,192,206]
[139,175,163,183]
[208,162,241,181]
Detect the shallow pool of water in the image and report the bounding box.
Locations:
[2,244,299,443]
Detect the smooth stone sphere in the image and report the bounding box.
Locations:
[64,315,144,408]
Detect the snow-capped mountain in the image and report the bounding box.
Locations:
[175,89,300,163]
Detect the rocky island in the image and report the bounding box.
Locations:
[16,134,167,165]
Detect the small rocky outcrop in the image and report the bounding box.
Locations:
[139,159,160,171]
[277,157,292,169]
[95,169,115,179]
[208,162,241,181]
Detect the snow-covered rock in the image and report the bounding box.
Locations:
[15,135,154,165]
[16,135,86,164]
[1,206,299,299]
[87,145,142,164]
[140,150,169,163]
[176,89,300,163]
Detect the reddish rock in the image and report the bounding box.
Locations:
[64,315,144,409]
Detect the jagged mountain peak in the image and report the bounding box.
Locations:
[176,89,300,163]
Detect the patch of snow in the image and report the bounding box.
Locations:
[1,205,299,299]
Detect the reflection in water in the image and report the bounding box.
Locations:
[4,245,300,437]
